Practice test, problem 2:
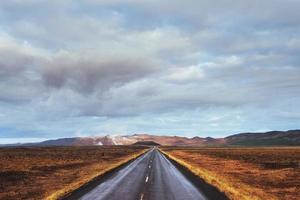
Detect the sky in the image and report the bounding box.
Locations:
[0,0,300,143]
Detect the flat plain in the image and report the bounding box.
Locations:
[0,146,146,200]
[161,147,300,200]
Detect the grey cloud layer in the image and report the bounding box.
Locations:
[0,0,299,138]
[42,53,159,93]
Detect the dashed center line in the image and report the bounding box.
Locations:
[145,176,149,183]
[140,193,144,200]
[149,165,151,168]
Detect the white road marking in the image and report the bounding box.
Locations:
[145,176,149,183]
[149,165,151,168]
[140,193,144,200]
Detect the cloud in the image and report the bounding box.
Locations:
[42,52,159,94]
[0,0,300,140]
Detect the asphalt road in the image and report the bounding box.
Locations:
[77,148,208,200]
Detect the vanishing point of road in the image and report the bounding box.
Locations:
[67,148,226,200]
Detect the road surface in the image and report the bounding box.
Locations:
[76,148,209,200]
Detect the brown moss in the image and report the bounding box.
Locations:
[161,147,300,200]
[0,146,147,200]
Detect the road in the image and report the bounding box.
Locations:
[75,148,209,200]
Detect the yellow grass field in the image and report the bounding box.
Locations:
[161,147,300,200]
[0,146,147,200]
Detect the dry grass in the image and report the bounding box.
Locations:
[161,147,300,200]
[0,146,147,200]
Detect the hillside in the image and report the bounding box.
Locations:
[225,130,300,146]
[3,130,300,146]
[132,141,161,146]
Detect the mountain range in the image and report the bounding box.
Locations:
[4,130,300,146]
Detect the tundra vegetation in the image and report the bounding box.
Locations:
[0,146,147,200]
[161,147,300,200]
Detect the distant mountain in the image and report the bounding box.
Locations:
[3,130,300,146]
[224,130,300,146]
[37,135,134,146]
[132,141,161,146]
[21,134,219,146]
